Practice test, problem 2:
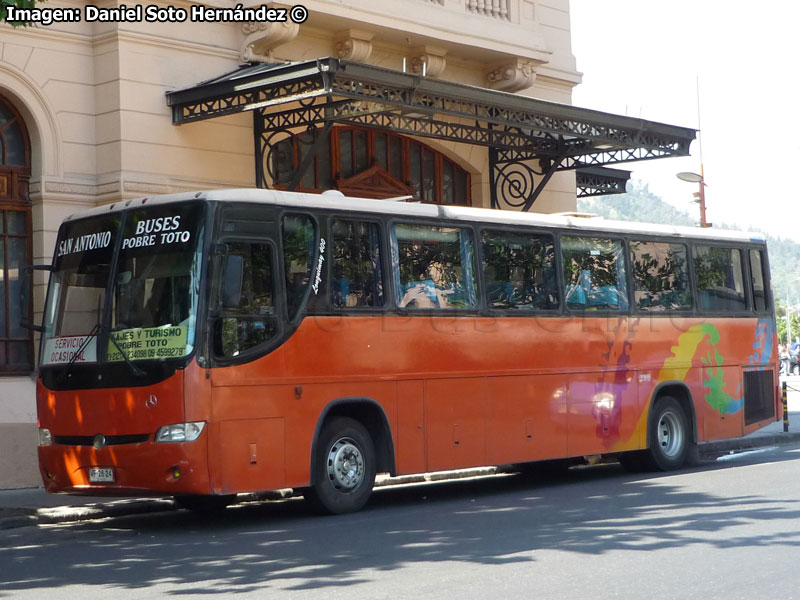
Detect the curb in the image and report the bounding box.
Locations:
[2,434,798,530]
[0,498,177,530]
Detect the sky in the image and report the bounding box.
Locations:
[569,0,800,242]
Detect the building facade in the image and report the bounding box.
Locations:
[0,0,692,488]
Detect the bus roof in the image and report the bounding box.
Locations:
[66,188,766,244]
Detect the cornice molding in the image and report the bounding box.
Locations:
[241,18,300,63]
[335,29,374,62]
[410,45,447,78]
[487,57,542,92]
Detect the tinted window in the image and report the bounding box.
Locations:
[331,220,384,309]
[630,240,692,311]
[282,214,315,320]
[481,230,558,310]
[561,236,628,312]
[749,249,769,312]
[694,245,746,312]
[392,224,477,310]
[213,242,278,358]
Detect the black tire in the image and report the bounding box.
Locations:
[304,417,376,515]
[174,494,235,513]
[643,397,691,471]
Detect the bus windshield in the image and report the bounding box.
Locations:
[40,202,206,366]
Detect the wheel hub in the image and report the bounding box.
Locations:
[327,437,364,491]
[657,410,684,458]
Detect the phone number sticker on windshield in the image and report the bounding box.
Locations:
[108,326,188,362]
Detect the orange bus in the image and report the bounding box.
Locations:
[34,189,781,513]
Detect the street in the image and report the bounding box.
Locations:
[2,444,800,599]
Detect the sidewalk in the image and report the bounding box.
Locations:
[3,380,800,530]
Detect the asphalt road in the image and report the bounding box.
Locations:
[2,445,800,599]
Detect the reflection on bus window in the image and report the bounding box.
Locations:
[749,249,769,312]
[110,204,204,361]
[694,245,746,312]
[562,236,628,312]
[214,242,278,358]
[481,230,558,310]
[114,258,192,330]
[331,220,384,309]
[392,224,477,309]
[630,240,692,311]
[40,214,119,365]
[282,214,315,320]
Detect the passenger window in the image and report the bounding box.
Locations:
[481,230,558,310]
[331,220,384,308]
[213,242,278,358]
[282,214,315,320]
[392,224,477,310]
[630,240,692,311]
[561,236,628,312]
[749,249,769,312]
[694,245,746,312]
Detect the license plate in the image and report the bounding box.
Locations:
[89,467,115,483]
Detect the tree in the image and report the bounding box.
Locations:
[1,0,46,27]
[776,299,800,346]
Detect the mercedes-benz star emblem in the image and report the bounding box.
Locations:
[93,434,106,449]
[145,394,158,408]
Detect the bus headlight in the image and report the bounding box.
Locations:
[38,428,53,447]
[155,422,206,443]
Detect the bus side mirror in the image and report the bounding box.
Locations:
[221,255,243,308]
[19,264,52,333]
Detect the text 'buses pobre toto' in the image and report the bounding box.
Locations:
[31,189,780,513]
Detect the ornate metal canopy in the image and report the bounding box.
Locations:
[576,166,631,198]
[166,57,695,210]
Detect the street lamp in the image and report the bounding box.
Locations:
[677,170,710,228]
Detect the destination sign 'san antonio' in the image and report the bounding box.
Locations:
[56,231,112,258]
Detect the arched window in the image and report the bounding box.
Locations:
[271,126,471,205]
[0,95,32,373]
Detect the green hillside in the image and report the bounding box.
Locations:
[577,181,800,303]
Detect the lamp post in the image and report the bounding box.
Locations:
[677,170,709,227]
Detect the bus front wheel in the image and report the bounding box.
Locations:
[305,417,376,515]
[645,397,690,471]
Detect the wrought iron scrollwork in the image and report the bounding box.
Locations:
[492,159,541,209]
[259,126,321,189]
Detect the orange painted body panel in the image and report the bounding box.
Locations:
[37,361,212,495]
[207,313,778,492]
[39,313,780,497]
[486,375,567,465]
[424,377,487,472]
[37,373,184,437]
[396,380,425,474]
[37,438,210,496]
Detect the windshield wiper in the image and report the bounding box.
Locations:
[59,296,145,380]
[103,322,145,377]
[59,320,101,383]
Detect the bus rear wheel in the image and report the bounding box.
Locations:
[304,417,376,515]
[644,397,690,471]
